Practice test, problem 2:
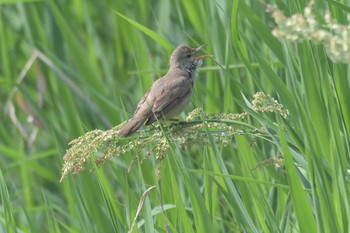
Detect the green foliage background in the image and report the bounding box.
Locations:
[1,0,349,232]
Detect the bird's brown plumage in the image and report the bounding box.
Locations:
[117,44,209,137]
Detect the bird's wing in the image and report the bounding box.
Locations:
[134,89,151,115]
[146,77,192,124]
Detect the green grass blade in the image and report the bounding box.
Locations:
[278,121,317,233]
[0,170,18,233]
[115,11,173,52]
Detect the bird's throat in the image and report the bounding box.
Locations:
[186,58,203,82]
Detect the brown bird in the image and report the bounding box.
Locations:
[118,44,210,137]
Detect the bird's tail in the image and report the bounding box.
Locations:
[117,116,147,137]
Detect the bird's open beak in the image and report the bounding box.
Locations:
[193,44,207,53]
[192,44,213,60]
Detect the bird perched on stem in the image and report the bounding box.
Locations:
[118,44,211,137]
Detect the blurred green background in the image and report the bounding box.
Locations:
[1,0,349,232]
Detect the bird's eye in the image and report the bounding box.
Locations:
[186,54,191,58]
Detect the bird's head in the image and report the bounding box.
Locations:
[169,44,211,70]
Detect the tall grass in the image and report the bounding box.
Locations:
[1,0,349,232]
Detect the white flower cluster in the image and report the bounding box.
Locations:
[267,0,350,63]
